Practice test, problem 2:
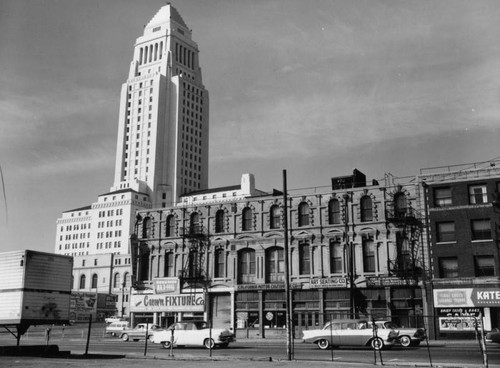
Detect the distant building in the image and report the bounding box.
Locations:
[54,3,209,319]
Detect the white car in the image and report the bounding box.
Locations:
[302,319,399,350]
[371,321,426,347]
[105,321,129,336]
[150,321,235,349]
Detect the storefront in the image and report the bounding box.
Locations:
[433,287,500,338]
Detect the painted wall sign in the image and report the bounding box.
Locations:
[366,276,417,287]
[309,277,347,288]
[235,283,302,291]
[130,293,205,312]
[434,288,500,308]
[153,277,179,294]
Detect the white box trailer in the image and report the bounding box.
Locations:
[0,250,73,344]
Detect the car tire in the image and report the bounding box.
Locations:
[204,338,215,349]
[371,337,384,350]
[161,341,172,349]
[122,333,129,342]
[399,335,412,347]
[317,339,330,350]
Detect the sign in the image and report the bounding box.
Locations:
[70,292,97,322]
[309,277,347,288]
[130,293,205,312]
[434,288,500,308]
[153,277,179,294]
[437,307,482,332]
[235,283,302,291]
[366,276,417,287]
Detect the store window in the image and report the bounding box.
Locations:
[266,247,284,282]
[238,249,256,283]
[471,219,492,240]
[436,221,456,242]
[264,291,286,328]
[475,255,496,277]
[438,257,458,278]
[235,292,259,329]
[328,199,341,224]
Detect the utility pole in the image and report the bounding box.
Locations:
[343,193,355,318]
[283,170,293,360]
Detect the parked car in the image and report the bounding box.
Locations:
[105,316,123,324]
[105,321,129,336]
[150,321,235,349]
[302,319,399,350]
[486,328,500,344]
[119,323,160,341]
[370,321,426,347]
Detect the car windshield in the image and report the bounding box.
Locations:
[382,322,400,329]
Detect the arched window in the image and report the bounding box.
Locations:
[328,199,341,224]
[214,248,225,278]
[142,216,151,238]
[166,215,175,237]
[266,247,284,282]
[79,274,86,289]
[270,205,281,229]
[190,212,200,234]
[123,272,130,287]
[114,273,121,288]
[298,202,310,227]
[238,249,256,283]
[360,196,373,222]
[394,193,407,218]
[242,207,252,231]
[215,210,225,233]
[91,274,98,289]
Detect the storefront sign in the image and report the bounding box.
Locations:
[309,277,347,288]
[434,288,500,307]
[235,283,302,291]
[153,277,179,294]
[366,276,417,287]
[130,293,205,312]
[437,307,482,331]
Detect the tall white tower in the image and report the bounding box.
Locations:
[111,4,209,207]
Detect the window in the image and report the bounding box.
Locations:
[142,217,151,238]
[190,212,200,234]
[475,255,496,277]
[113,273,121,288]
[328,199,341,224]
[436,222,456,242]
[166,215,175,237]
[360,196,373,222]
[362,239,376,272]
[270,205,281,229]
[439,257,458,278]
[215,210,225,233]
[242,207,252,231]
[471,219,492,240]
[394,193,407,218]
[469,184,488,204]
[266,247,284,282]
[329,240,343,273]
[79,274,86,289]
[165,252,174,277]
[298,202,310,227]
[434,187,452,207]
[214,248,225,278]
[91,274,98,288]
[239,249,256,283]
[123,272,130,287]
[299,241,310,275]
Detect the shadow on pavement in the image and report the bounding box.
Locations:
[0,345,125,359]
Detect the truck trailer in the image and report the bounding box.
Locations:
[0,250,73,345]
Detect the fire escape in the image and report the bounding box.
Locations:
[179,222,209,289]
[385,191,423,281]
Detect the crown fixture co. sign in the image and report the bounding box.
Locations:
[130,293,205,312]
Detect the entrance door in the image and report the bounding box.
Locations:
[211,293,231,329]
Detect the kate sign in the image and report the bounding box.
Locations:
[131,293,205,312]
[433,288,500,308]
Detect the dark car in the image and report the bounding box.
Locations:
[486,328,500,344]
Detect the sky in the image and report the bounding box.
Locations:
[1,0,500,254]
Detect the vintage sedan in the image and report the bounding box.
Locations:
[486,328,500,344]
[302,319,399,350]
[119,323,160,341]
[371,321,426,347]
[150,321,235,349]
